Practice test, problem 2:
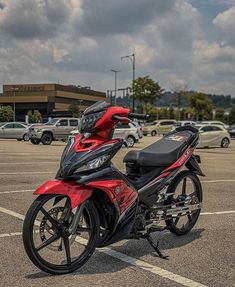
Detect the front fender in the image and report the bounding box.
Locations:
[34,180,93,208]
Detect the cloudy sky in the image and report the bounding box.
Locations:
[0,0,235,95]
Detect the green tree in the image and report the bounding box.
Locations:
[229,106,235,125]
[146,105,158,120]
[133,76,164,113]
[189,93,212,121]
[215,107,225,122]
[0,106,14,122]
[32,110,42,123]
[69,103,81,118]
[158,108,168,119]
[27,110,42,123]
[27,110,33,123]
[171,84,189,120]
[168,106,175,119]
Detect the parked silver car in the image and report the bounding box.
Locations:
[0,122,29,141]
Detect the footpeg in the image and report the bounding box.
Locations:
[144,234,169,259]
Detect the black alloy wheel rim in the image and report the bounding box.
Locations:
[31,196,93,268]
[171,176,200,230]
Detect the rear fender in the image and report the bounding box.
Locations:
[34,180,94,209]
[186,155,205,176]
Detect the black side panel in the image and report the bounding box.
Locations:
[100,200,138,246]
[76,167,119,184]
[137,169,179,207]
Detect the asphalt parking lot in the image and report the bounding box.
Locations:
[0,137,234,287]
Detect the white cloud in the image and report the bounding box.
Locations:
[213,6,235,45]
[0,0,235,96]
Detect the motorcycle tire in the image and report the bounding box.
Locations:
[23,194,99,275]
[165,170,202,236]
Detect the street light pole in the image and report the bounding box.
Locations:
[11,87,19,122]
[121,53,135,112]
[110,69,120,106]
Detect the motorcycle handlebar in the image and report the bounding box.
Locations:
[128,113,149,120]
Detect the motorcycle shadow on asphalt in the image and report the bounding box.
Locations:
[25,228,204,279]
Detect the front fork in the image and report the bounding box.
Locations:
[68,202,86,235]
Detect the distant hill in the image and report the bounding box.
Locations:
[109,92,235,110]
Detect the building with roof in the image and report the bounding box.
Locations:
[0,83,107,121]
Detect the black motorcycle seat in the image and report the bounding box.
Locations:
[124,131,194,167]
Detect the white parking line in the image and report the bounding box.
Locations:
[101,248,207,287]
[0,189,34,194]
[201,211,235,215]
[0,153,29,155]
[0,206,207,287]
[0,206,234,285]
[201,179,235,183]
[0,172,54,175]
[0,153,59,157]
[0,162,58,165]
[0,207,26,221]
[0,232,22,238]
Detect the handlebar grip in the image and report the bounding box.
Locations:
[128,113,149,120]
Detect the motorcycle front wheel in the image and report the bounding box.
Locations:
[23,194,99,275]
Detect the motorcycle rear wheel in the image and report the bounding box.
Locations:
[165,170,202,236]
[23,194,99,274]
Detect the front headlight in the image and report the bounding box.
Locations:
[80,111,105,132]
[33,128,41,132]
[75,154,110,173]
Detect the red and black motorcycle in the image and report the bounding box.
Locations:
[23,101,204,274]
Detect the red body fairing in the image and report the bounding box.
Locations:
[86,180,138,214]
[94,106,129,132]
[69,133,119,153]
[34,180,93,209]
[164,146,193,172]
[34,179,137,213]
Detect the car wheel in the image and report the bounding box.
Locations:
[151,130,157,136]
[30,139,41,145]
[17,139,22,141]
[221,137,230,148]
[126,136,135,148]
[23,134,29,141]
[41,133,53,145]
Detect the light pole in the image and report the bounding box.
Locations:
[110,69,120,106]
[11,87,19,122]
[121,53,135,112]
[78,99,83,113]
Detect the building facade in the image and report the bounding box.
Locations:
[0,83,107,121]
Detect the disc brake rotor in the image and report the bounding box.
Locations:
[39,206,75,251]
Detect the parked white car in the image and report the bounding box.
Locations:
[113,122,139,147]
[0,122,29,141]
[200,121,229,130]
[197,124,230,148]
[132,121,143,139]
[174,121,196,127]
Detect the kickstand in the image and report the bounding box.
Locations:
[144,233,169,259]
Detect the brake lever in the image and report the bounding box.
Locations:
[112,115,130,122]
